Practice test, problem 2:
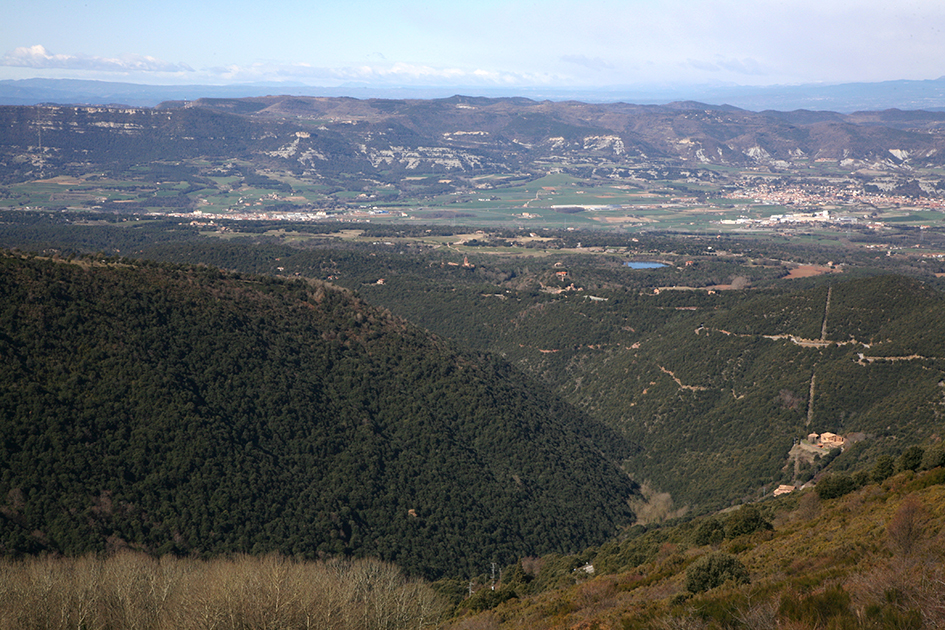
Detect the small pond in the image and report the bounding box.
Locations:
[623,262,667,269]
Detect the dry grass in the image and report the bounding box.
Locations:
[0,552,446,630]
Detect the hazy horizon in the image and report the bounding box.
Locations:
[4,0,945,94]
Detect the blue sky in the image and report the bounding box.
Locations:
[3,0,944,90]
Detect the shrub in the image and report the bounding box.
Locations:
[794,492,821,521]
[887,496,927,557]
[815,473,856,500]
[779,585,854,628]
[684,553,749,594]
[462,587,518,613]
[693,519,725,546]
[725,506,771,539]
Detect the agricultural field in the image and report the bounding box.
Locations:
[8,164,945,243]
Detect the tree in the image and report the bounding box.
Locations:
[871,455,895,483]
[815,473,856,500]
[693,519,724,546]
[920,444,945,471]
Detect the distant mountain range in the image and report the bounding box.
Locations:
[5,94,945,189]
[2,76,945,112]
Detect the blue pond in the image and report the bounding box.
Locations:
[624,262,667,269]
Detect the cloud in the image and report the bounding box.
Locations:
[715,58,766,76]
[1,45,193,73]
[206,60,556,86]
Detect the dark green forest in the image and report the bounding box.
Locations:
[109,228,945,513]
[3,212,945,542]
[0,252,639,578]
[3,96,945,628]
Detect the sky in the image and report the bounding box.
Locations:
[2,0,944,91]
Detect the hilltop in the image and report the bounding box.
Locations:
[0,252,639,578]
[3,76,945,112]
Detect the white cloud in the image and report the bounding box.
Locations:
[205,60,557,87]
[1,45,192,73]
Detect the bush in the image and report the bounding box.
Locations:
[815,473,857,500]
[887,496,928,557]
[779,585,854,628]
[725,506,771,539]
[462,587,518,613]
[684,552,749,593]
[693,519,725,546]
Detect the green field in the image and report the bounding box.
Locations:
[5,162,945,240]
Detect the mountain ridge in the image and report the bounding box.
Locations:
[5,96,945,190]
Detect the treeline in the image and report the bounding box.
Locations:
[0,211,205,255]
[0,552,445,630]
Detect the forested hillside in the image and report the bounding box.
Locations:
[144,235,945,514]
[0,252,639,578]
[4,213,945,518]
[86,229,945,514]
[357,270,945,513]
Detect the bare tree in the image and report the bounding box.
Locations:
[887,495,928,557]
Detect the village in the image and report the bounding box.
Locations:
[724,179,945,214]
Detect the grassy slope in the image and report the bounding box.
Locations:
[451,468,945,629]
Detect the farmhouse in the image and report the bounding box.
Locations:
[807,432,846,449]
[820,432,845,448]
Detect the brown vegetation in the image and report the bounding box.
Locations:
[0,553,446,630]
[449,473,945,629]
[628,481,689,525]
[784,265,833,279]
